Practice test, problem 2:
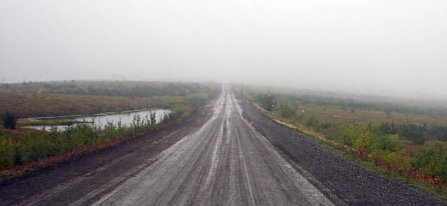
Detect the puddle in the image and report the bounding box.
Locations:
[22,109,171,132]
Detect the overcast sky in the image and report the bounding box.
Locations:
[1,0,447,99]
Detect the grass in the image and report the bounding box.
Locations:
[291,103,447,129]
[0,81,215,98]
[0,92,188,118]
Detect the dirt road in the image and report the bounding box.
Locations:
[0,87,444,205]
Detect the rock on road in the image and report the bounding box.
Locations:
[0,87,444,205]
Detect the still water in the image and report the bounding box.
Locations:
[22,109,171,132]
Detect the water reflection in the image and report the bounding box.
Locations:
[22,109,171,132]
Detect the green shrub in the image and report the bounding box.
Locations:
[257,94,276,111]
[373,134,401,152]
[325,126,366,146]
[413,144,447,182]
[353,131,372,152]
[0,130,15,169]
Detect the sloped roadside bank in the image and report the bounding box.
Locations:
[1,104,184,180]
[238,95,446,205]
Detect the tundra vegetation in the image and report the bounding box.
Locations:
[0,81,213,118]
[247,87,447,195]
[0,81,217,178]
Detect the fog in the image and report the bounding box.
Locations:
[1,0,447,99]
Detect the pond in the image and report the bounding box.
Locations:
[22,109,171,132]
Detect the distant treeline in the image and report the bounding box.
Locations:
[0,93,188,118]
[0,81,218,118]
[73,84,200,97]
[0,81,212,97]
[270,93,447,117]
[378,122,447,144]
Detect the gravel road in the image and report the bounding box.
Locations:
[0,87,444,205]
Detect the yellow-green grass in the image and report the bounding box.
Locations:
[0,92,188,118]
[286,103,447,149]
[293,103,447,128]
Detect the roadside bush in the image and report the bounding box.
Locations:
[17,131,51,163]
[325,126,366,146]
[353,131,372,152]
[69,124,98,148]
[0,130,15,169]
[256,94,276,111]
[367,134,401,153]
[413,143,447,182]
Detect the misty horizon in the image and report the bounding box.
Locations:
[1,0,447,100]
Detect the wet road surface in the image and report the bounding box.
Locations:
[87,88,332,205]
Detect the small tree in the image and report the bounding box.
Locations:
[2,111,17,129]
[150,110,156,126]
[257,94,276,111]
